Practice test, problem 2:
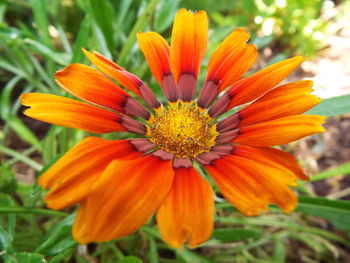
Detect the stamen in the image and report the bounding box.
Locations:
[148,101,218,159]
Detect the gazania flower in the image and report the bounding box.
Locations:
[21,9,325,248]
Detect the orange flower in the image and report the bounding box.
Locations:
[21,9,325,248]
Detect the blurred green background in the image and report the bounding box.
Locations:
[1,0,350,262]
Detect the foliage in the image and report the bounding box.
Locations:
[1,0,350,262]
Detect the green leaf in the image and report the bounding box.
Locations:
[117,0,133,27]
[29,0,51,47]
[272,237,287,263]
[0,206,67,217]
[0,76,22,119]
[213,228,262,242]
[253,35,274,49]
[289,232,335,258]
[311,161,350,182]
[0,194,16,251]
[297,196,350,236]
[36,214,77,256]
[0,145,42,171]
[0,224,11,251]
[4,116,42,151]
[24,38,69,65]
[118,256,143,263]
[71,16,90,63]
[176,248,211,263]
[117,0,159,65]
[154,0,180,33]
[0,166,17,194]
[84,0,116,53]
[305,94,350,117]
[5,252,47,263]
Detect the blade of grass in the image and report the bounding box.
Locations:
[79,0,115,55]
[311,161,350,182]
[71,16,90,63]
[117,0,159,65]
[0,76,22,119]
[305,94,350,116]
[0,206,67,217]
[24,38,69,65]
[0,145,43,171]
[5,116,42,150]
[7,146,37,166]
[219,217,350,247]
[29,0,52,47]
[117,0,133,26]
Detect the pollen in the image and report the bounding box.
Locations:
[148,101,218,160]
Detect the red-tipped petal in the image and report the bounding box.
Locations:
[21,93,146,134]
[209,56,305,116]
[198,30,257,108]
[238,82,321,127]
[137,32,178,102]
[170,9,208,101]
[83,49,160,108]
[55,64,149,119]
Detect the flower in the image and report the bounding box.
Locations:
[21,9,325,248]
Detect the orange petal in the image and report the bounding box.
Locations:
[206,29,249,85]
[233,145,308,181]
[137,32,178,102]
[55,64,149,119]
[233,115,326,146]
[137,32,171,83]
[198,29,257,107]
[55,64,126,111]
[238,82,321,127]
[38,137,143,209]
[73,155,174,244]
[205,155,297,215]
[210,56,305,116]
[73,202,89,242]
[157,167,214,248]
[255,80,314,102]
[198,44,257,108]
[228,56,305,106]
[170,9,208,101]
[82,49,160,108]
[21,93,147,134]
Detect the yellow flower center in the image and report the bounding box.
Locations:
[148,101,218,160]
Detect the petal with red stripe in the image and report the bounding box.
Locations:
[55,63,150,119]
[137,32,177,102]
[83,49,160,108]
[238,81,320,127]
[209,56,304,117]
[198,30,257,107]
[170,9,208,101]
[21,93,146,134]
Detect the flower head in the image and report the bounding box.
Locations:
[21,9,325,248]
